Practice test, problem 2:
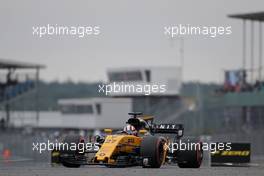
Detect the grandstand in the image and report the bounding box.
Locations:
[0,58,45,128]
[228,12,264,84]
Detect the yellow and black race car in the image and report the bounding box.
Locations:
[51,112,203,168]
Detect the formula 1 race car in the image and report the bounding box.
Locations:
[51,112,203,168]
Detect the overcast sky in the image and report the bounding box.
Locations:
[0,0,263,83]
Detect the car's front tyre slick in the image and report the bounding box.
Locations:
[60,135,84,168]
[140,136,166,168]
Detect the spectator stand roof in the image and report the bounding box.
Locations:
[0,58,45,69]
[228,12,264,21]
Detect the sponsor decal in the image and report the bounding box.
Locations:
[211,143,251,164]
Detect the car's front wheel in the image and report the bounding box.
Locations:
[60,135,84,168]
[140,136,166,168]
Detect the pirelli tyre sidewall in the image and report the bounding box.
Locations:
[176,138,203,168]
[140,136,166,168]
[60,134,84,168]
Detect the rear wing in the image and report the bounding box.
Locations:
[151,124,184,137]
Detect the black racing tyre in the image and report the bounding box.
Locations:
[62,161,80,168]
[60,135,84,168]
[177,139,203,168]
[140,136,166,168]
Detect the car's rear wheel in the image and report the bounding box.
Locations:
[177,139,203,168]
[60,135,84,168]
[140,136,166,168]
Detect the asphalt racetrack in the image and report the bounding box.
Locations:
[0,160,264,176]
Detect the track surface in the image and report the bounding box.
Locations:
[0,161,264,176]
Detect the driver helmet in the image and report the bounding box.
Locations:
[123,124,137,135]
